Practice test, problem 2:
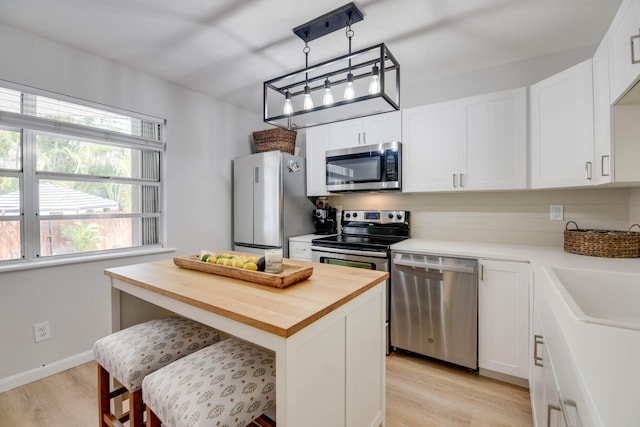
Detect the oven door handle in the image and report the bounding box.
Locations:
[393,259,475,274]
[310,245,388,258]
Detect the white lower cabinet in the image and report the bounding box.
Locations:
[478,259,530,381]
[531,310,566,427]
[531,282,592,427]
[289,240,312,261]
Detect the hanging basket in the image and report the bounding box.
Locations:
[563,221,640,258]
[252,128,297,155]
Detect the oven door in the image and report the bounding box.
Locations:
[310,246,388,271]
[311,245,391,354]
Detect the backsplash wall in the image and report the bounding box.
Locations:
[328,187,635,247]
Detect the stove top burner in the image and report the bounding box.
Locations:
[311,210,410,252]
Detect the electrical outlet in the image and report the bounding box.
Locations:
[33,321,51,343]
[550,204,564,221]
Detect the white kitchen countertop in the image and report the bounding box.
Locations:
[289,233,336,243]
[391,238,640,427]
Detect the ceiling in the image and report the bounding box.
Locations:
[0,0,623,115]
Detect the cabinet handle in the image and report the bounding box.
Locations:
[631,31,640,64]
[585,162,592,180]
[559,398,581,427]
[358,133,361,145]
[533,334,544,367]
[453,173,458,188]
[547,404,561,427]
[460,173,465,188]
[480,264,484,281]
[601,155,610,177]
[363,131,366,145]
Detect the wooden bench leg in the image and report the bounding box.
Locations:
[129,389,145,427]
[146,405,162,427]
[97,364,111,427]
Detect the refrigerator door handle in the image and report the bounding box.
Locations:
[254,166,260,184]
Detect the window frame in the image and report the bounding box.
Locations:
[0,81,167,267]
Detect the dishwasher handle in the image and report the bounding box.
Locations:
[393,258,475,274]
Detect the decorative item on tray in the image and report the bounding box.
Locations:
[173,250,313,288]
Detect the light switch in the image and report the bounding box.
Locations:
[550,204,564,221]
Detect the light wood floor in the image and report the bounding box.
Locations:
[0,353,532,427]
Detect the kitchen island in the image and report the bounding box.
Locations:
[104,257,388,427]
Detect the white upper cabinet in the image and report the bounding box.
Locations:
[608,0,640,103]
[593,35,614,185]
[402,88,527,192]
[530,59,595,189]
[305,124,330,197]
[464,88,527,190]
[329,111,401,150]
[402,100,464,192]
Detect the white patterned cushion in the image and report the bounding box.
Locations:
[142,337,276,427]
[93,315,223,392]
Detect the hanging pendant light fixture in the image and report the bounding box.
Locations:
[323,78,334,105]
[368,64,380,94]
[283,91,293,115]
[302,41,314,110]
[263,2,400,130]
[343,22,356,100]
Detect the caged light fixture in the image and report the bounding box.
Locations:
[263,2,400,130]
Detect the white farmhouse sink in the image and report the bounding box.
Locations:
[545,266,640,331]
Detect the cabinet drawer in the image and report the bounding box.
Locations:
[289,241,312,260]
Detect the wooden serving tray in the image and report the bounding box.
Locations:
[173,253,313,288]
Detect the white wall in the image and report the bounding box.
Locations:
[328,188,634,247]
[0,23,262,386]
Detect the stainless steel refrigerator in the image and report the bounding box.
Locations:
[233,151,314,257]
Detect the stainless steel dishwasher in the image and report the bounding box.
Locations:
[390,251,478,371]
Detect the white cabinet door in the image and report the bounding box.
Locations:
[329,119,362,150]
[305,125,330,197]
[362,111,401,145]
[329,111,401,150]
[530,59,595,189]
[593,35,613,185]
[401,101,463,192]
[464,88,527,190]
[478,259,530,380]
[402,89,525,193]
[530,311,565,427]
[609,0,640,103]
[289,240,312,261]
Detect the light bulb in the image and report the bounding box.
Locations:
[283,91,293,115]
[344,72,355,100]
[303,85,314,110]
[323,79,334,105]
[368,65,380,94]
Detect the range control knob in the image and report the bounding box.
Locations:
[345,212,351,219]
[352,212,358,218]
[388,212,394,219]
[396,213,403,220]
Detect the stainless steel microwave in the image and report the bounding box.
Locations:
[325,141,401,192]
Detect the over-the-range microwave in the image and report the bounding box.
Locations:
[325,141,401,192]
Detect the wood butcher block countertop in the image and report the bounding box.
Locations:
[105,258,388,338]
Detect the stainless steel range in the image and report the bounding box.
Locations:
[311,210,410,354]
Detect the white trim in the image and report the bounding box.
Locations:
[0,350,94,393]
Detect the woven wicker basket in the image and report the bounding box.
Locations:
[564,221,640,258]
[252,128,297,155]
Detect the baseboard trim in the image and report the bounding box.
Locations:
[479,368,529,389]
[0,350,94,393]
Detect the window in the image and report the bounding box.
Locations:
[0,83,165,263]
